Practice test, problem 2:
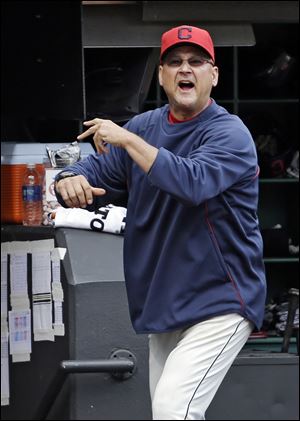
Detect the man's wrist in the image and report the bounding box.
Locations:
[123,132,142,150]
[55,171,77,183]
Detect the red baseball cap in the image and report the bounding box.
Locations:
[160,25,215,63]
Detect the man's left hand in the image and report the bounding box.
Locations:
[77,118,129,154]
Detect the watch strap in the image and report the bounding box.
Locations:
[55,171,78,183]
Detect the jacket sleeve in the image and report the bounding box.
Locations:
[55,143,129,210]
[147,125,258,206]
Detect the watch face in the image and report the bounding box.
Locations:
[62,172,76,177]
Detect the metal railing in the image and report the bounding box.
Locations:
[34,349,137,420]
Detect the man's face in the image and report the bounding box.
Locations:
[159,45,219,117]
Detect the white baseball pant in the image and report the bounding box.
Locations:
[149,313,253,420]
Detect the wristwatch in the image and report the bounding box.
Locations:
[55,171,78,183]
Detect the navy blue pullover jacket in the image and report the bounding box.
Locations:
[55,100,266,333]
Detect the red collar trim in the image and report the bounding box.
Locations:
[168,99,212,124]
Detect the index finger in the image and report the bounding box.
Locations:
[77,126,94,140]
[79,176,96,204]
[83,119,104,126]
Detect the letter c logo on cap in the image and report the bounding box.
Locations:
[178,27,192,40]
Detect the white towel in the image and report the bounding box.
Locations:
[53,204,126,234]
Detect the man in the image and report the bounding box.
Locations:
[55,25,266,420]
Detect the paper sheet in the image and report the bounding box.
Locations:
[32,251,54,341]
[1,327,9,406]
[1,246,10,405]
[8,309,31,362]
[10,253,28,296]
[1,251,8,317]
[51,259,65,336]
[32,251,52,294]
[32,299,54,342]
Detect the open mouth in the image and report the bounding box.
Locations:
[178,81,195,91]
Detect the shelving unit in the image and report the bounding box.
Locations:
[144,22,299,350]
[235,22,299,350]
[264,258,298,263]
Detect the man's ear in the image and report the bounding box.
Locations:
[158,65,163,86]
[212,66,219,87]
